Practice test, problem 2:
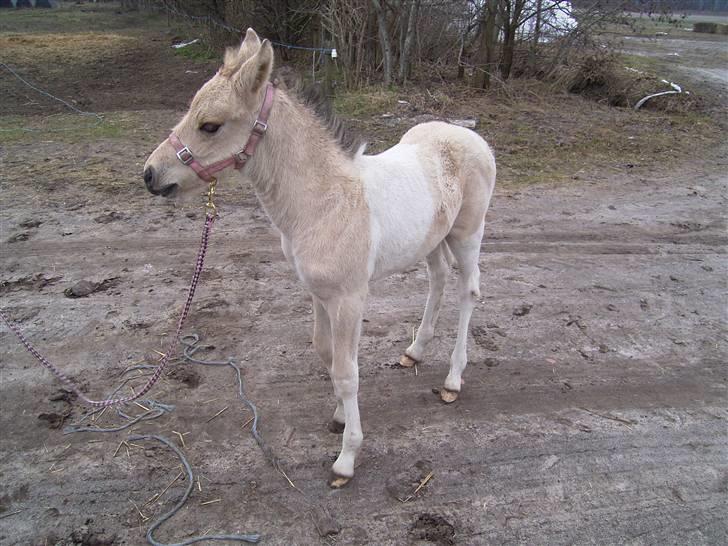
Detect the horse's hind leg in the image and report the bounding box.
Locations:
[400,243,449,368]
[440,222,484,403]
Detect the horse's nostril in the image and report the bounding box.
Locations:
[143,167,154,187]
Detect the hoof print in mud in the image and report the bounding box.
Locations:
[386,459,433,502]
[166,366,201,389]
[409,513,456,545]
[311,505,340,537]
[37,411,70,429]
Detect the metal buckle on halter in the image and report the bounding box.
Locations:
[251,119,268,135]
[176,147,194,165]
[234,149,250,164]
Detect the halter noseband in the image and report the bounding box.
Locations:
[168,82,276,183]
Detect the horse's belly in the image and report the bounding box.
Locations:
[364,173,438,280]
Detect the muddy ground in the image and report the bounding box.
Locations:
[1,5,727,546]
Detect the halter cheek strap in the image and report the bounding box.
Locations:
[168,82,276,183]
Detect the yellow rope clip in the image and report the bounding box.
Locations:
[205,178,217,216]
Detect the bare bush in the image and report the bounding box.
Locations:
[152,0,687,103]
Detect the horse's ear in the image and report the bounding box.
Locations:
[239,28,261,59]
[222,28,260,75]
[236,39,274,96]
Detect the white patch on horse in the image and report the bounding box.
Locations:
[359,143,434,280]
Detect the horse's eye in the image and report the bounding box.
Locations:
[200,123,221,134]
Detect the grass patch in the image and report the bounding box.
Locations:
[334,88,400,119]
[173,41,219,62]
[0,111,141,144]
[619,53,661,73]
[0,3,168,35]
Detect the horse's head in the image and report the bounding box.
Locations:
[143,28,274,199]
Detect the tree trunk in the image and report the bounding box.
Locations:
[457,33,465,80]
[371,0,393,86]
[473,0,498,89]
[500,0,525,81]
[399,0,420,83]
[526,0,542,74]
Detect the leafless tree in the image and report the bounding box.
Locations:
[160,0,634,90]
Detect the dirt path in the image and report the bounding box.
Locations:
[620,33,728,88]
[1,132,726,544]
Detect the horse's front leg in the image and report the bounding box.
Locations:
[311,297,347,432]
[324,292,367,488]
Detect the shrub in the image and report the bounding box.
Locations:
[693,22,718,34]
[552,50,702,112]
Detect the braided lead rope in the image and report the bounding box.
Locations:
[128,434,261,546]
[0,214,216,408]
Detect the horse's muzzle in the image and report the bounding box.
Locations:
[143,167,178,197]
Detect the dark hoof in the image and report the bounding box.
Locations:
[328,420,345,434]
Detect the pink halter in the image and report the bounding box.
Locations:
[168,82,276,183]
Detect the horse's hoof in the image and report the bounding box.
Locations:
[440,388,459,404]
[399,354,417,368]
[329,474,352,489]
[328,420,345,434]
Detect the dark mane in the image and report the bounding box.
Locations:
[273,67,362,157]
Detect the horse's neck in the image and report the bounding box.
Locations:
[244,92,359,238]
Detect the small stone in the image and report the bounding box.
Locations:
[64,280,98,298]
[448,118,478,129]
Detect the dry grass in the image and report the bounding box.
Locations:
[334,81,721,186]
[552,51,704,112]
[0,33,138,68]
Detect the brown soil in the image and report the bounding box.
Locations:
[1,5,727,546]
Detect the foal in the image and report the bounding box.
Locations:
[144,29,496,486]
